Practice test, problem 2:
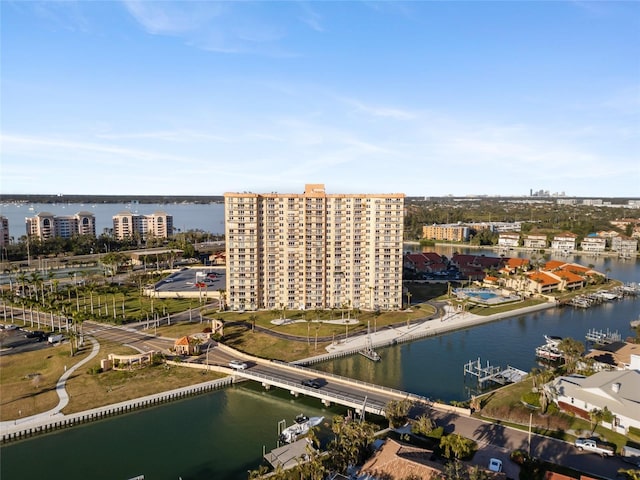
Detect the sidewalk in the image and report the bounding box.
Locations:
[319,301,556,357]
[0,337,100,432]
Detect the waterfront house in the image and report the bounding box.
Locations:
[358,439,444,479]
[551,232,577,252]
[546,369,640,435]
[580,235,606,253]
[497,232,520,248]
[611,235,638,255]
[523,234,547,249]
[584,343,640,371]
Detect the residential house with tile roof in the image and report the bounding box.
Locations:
[547,370,640,435]
[358,439,445,480]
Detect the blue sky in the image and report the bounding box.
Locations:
[1,1,639,197]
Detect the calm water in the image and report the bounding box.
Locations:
[1,246,638,480]
[0,202,226,235]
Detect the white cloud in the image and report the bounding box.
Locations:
[121,0,293,56]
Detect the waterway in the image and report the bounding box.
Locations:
[1,247,638,480]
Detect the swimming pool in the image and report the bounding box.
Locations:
[454,288,521,305]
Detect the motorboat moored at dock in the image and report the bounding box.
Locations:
[535,335,563,362]
[279,415,324,444]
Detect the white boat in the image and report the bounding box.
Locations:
[359,347,381,362]
[544,335,562,348]
[535,335,563,361]
[279,415,324,444]
[630,315,640,328]
[535,345,563,361]
[359,320,381,362]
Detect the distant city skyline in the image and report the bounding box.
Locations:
[2,1,638,197]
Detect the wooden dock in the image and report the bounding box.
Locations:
[264,438,315,470]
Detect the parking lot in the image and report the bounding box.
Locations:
[0,326,58,356]
[153,267,225,294]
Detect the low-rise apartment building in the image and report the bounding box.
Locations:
[422,224,469,242]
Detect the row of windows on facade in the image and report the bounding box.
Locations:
[227,196,402,203]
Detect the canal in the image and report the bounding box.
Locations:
[1,248,638,480]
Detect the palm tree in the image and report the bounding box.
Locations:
[411,414,435,436]
[217,288,226,311]
[439,433,475,460]
[16,272,27,298]
[29,271,42,302]
[557,337,585,373]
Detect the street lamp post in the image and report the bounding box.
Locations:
[528,411,533,457]
[206,342,212,371]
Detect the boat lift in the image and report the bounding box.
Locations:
[463,357,527,387]
[585,329,622,345]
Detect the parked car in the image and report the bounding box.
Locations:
[25,330,45,339]
[5,324,19,331]
[228,360,248,370]
[488,458,503,472]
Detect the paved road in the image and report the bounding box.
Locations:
[427,407,629,479]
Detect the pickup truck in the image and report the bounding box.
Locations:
[574,438,615,457]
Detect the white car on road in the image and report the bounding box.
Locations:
[488,458,503,472]
[229,360,248,370]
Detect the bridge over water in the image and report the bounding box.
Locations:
[207,344,469,419]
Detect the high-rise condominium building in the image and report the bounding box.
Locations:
[224,184,405,312]
[26,212,96,240]
[112,211,173,240]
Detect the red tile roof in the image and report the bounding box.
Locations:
[527,271,559,286]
